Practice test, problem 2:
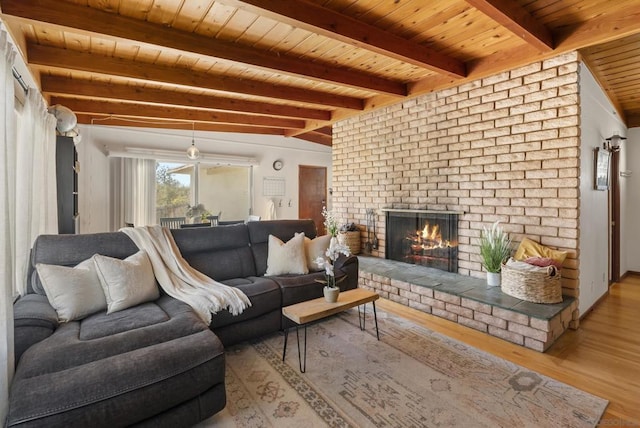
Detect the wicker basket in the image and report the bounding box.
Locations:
[500,261,562,304]
[341,231,361,255]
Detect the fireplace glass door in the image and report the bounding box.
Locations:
[385,211,458,273]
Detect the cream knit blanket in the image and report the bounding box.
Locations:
[122,225,251,324]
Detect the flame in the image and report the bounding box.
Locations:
[412,222,450,249]
[421,223,440,241]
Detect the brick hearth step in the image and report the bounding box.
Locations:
[357,256,578,352]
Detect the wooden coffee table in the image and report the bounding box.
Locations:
[282,288,380,372]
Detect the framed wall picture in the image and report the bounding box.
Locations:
[594,147,610,191]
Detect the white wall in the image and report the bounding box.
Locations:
[625,127,640,272]
[578,63,627,315]
[76,125,332,232]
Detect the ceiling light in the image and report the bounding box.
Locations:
[187,123,200,160]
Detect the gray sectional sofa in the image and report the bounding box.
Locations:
[8,219,358,427]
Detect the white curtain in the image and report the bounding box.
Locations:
[0,25,57,421]
[0,27,16,425]
[111,157,156,228]
[14,90,57,295]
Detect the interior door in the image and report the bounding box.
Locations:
[610,151,620,283]
[299,165,327,235]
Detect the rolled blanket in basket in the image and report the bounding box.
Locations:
[502,258,562,304]
[506,258,558,276]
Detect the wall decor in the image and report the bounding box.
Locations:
[594,147,610,191]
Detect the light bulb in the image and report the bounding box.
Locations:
[186,142,200,160]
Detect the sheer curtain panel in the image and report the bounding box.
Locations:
[0,25,58,422]
[14,90,57,295]
[111,157,157,228]
[0,27,18,425]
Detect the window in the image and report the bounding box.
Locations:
[155,162,251,223]
[156,162,191,220]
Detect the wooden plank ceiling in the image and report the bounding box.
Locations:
[1,0,640,146]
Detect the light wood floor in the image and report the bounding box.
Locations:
[377,274,640,426]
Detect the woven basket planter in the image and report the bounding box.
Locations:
[341,231,361,255]
[500,262,562,304]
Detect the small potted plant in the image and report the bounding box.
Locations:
[315,207,351,302]
[186,203,207,224]
[479,221,512,287]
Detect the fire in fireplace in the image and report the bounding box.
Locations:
[384,210,459,273]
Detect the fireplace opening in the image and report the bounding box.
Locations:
[384,210,459,273]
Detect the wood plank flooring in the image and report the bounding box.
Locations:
[377,274,640,426]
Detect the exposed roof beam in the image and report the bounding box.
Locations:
[52,96,306,129]
[41,75,331,121]
[466,0,554,51]
[628,111,640,128]
[28,44,363,110]
[291,3,640,137]
[222,0,466,78]
[1,0,406,96]
[295,131,332,147]
[467,3,640,77]
[77,114,284,135]
[315,126,332,137]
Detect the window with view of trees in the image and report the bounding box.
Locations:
[155,162,251,224]
[156,162,191,221]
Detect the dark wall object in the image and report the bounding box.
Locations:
[56,136,78,234]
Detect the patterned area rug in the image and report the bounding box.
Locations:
[197,308,607,427]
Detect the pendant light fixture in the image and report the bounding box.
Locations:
[186,122,200,160]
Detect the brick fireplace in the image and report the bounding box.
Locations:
[384,209,459,273]
[331,51,581,326]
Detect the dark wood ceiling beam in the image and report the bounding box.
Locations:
[222,0,466,78]
[40,75,331,121]
[315,126,332,137]
[76,114,285,135]
[1,0,406,96]
[627,111,640,128]
[51,96,306,129]
[28,44,363,110]
[465,0,554,51]
[295,131,332,147]
[292,3,640,137]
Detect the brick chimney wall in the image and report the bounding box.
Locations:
[332,52,580,298]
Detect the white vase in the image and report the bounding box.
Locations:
[323,286,340,303]
[486,272,501,288]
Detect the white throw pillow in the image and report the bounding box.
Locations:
[303,234,331,272]
[93,250,159,314]
[265,233,308,275]
[37,259,107,322]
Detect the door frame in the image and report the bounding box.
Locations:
[298,165,327,234]
[610,150,620,283]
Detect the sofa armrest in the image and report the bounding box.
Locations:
[13,294,59,365]
[334,254,359,291]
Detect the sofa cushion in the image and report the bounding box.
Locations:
[171,224,257,280]
[248,219,317,276]
[29,232,139,295]
[15,296,206,377]
[93,251,160,313]
[265,233,308,275]
[8,329,224,428]
[79,302,169,340]
[209,276,281,329]
[36,258,107,322]
[271,271,343,306]
[304,234,331,272]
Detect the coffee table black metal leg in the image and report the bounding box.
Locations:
[283,328,289,362]
[358,303,367,331]
[373,301,379,340]
[295,325,307,373]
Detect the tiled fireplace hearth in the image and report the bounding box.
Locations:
[358,256,578,352]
